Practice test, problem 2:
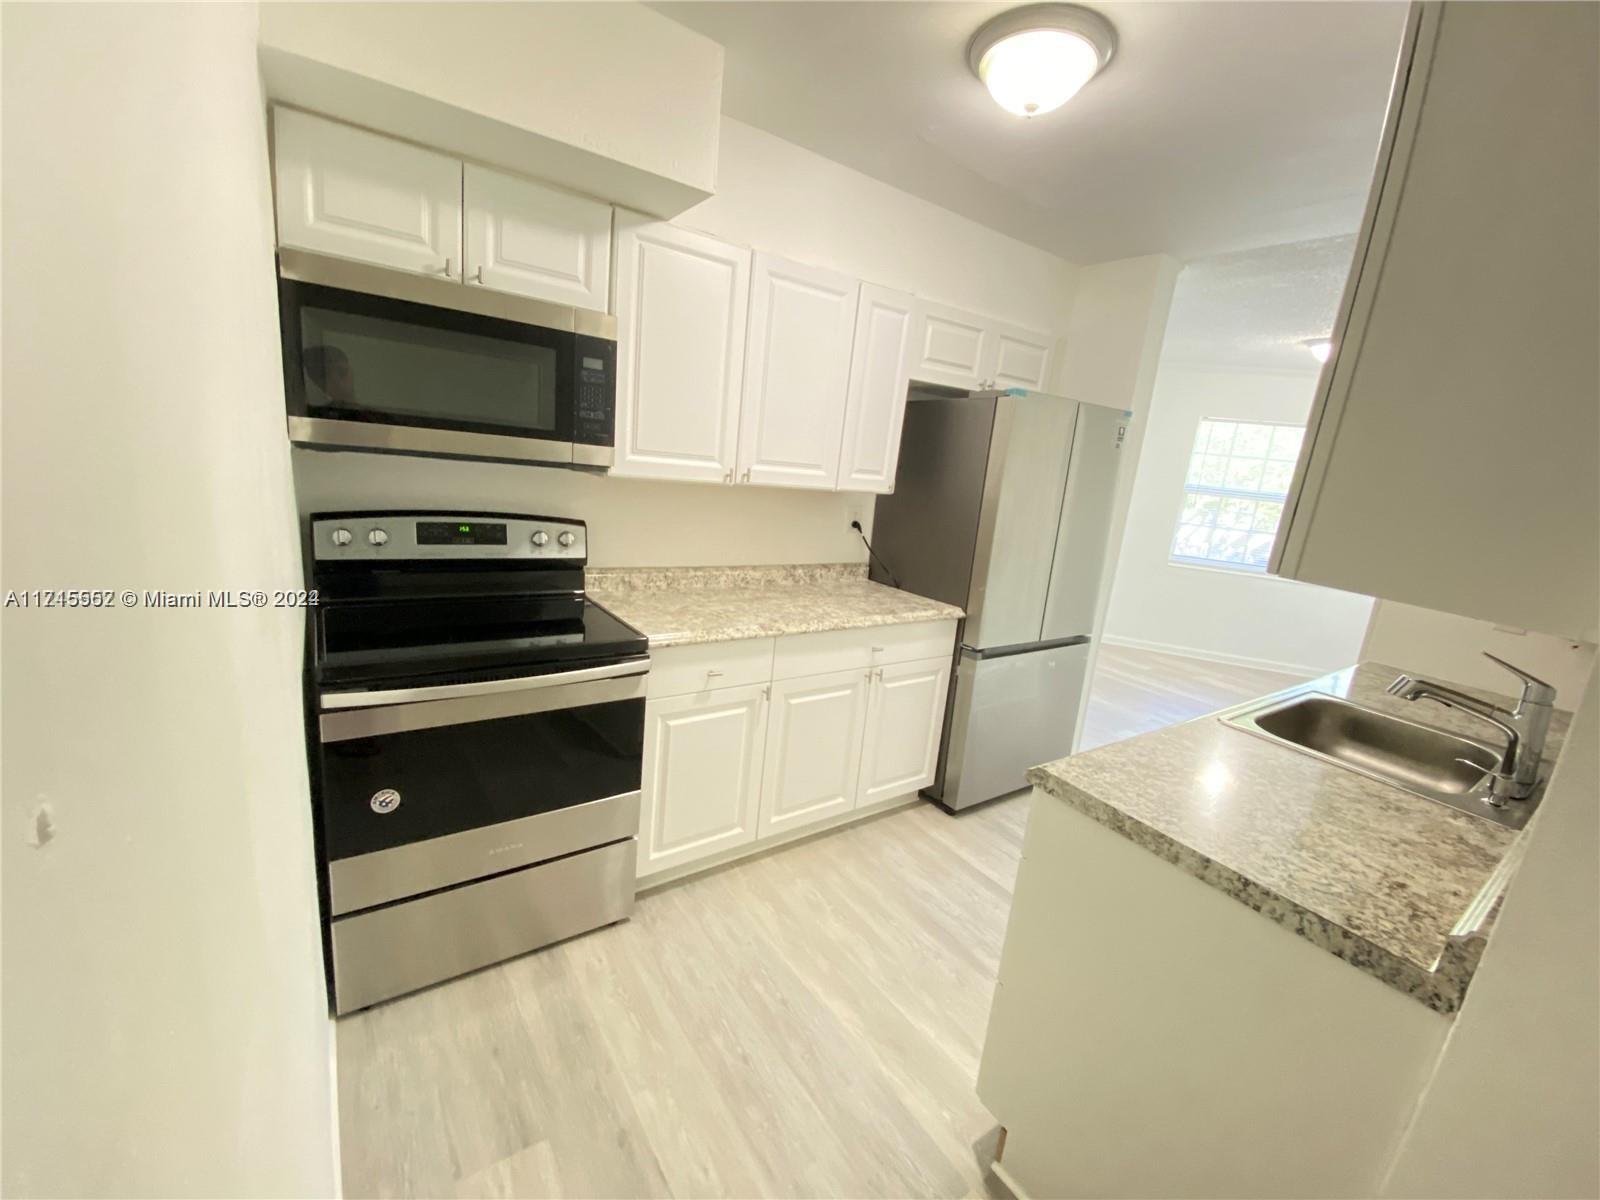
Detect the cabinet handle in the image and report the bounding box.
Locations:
[741,469,752,484]
[723,470,733,484]
[706,669,724,678]
[871,646,886,654]
[437,258,454,277]
[763,684,771,700]
[472,265,484,284]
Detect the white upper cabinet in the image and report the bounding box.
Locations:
[611,214,751,483]
[273,108,462,279]
[462,164,612,311]
[911,300,991,389]
[637,684,767,880]
[757,668,870,838]
[909,301,1055,392]
[988,322,1055,391]
[837,285,916,493]
[736,254,861,489]
[1272,2,1599,640]
[857,657,950,807]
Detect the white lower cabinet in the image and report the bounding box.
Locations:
[757,668,870,837]
[858,657,951,805]
[636,622,957,885]
[636,684,766,879]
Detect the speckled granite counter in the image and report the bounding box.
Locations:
[587,563,963,647]
[1028,662,1572,1014]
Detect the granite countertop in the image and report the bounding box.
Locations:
[587,563,964,648]
[1028,662,1572,1014]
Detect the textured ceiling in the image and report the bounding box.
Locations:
[652,1,1407,263]
[1159,234,1358,372]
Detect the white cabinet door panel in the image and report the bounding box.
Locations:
[837,284,915,493]
[463,164,611,310]
[757,669,870,837]
[273,108,461,278]
[911,301,990,389]
[989,322,1055,391]
[858,657,951,806]
[637,685,767,879]
[612,216,750,482]
[737,254,860,489]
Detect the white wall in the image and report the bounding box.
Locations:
[294,116,1084,561]
[685,117,1078,332]
[293,449,872,567]
[1380,666,1599,1198]
[2,5,335,1196]
[1103,365,1374,675]
[1362,599,1597,701]
[258,1,724,214]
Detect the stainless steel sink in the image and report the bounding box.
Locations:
[1222,691,1540,829]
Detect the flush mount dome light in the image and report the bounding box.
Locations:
[1302,337,1334,363]
[968,4,1116,119]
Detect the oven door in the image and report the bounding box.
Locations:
[280,250,614,469]
[315,659,646,916]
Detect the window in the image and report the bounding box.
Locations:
[1169,419,1303,572]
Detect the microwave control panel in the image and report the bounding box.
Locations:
[573,334,616,448]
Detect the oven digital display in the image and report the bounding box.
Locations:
[415,521,508,546]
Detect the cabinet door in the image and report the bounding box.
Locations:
[463,164,611,311]
[637,685,767,880]
[1271,3,1598,641]
[858,657,951,806]
[910,300,991,389]
[988,321,1055,392]
[273,108,462,278]
[837,285,916,493]
[757,669,870,838]
[612,215,751,482]
[737,254,860,489]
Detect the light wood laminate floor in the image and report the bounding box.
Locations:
[337,646,1310,1199]
[1079,644,1307,751]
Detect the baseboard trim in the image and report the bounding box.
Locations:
[1100,633,1321,679]
[328,1017,343,1197]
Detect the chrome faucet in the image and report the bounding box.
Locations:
[1387,653,1556,806]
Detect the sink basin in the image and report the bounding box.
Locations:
[1221,691,1536,829]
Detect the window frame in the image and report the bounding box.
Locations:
[1168,417,1304,575]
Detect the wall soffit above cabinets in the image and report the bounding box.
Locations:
[257,1,722,218]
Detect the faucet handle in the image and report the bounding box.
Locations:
[1386,673,1415,697]
[1481,652,1557,707]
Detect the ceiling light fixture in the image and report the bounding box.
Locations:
[968,4,1116,119]
[1301,337,1334,364]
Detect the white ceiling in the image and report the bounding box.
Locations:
[651,1,1408,264]
[1160,234,1358,372]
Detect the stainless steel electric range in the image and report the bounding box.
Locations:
[305,510,648,1013]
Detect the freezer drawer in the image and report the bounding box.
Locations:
[936,639,1091,811]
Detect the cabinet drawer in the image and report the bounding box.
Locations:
[773,620,956,680]
[647,638,775,698]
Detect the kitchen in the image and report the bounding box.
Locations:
[2,3,1596,1199]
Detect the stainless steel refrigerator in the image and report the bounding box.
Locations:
[869,388,1126,811]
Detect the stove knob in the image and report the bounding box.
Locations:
[331,528,353,547]
[531,530,549,546]
[368,529,388,547]
[558,531,576,548]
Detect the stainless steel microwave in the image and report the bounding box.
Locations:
[278,249,615,469]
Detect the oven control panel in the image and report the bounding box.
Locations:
[312,513,586,561]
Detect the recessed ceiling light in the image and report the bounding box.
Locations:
[968,4,1117,119]
[1301,337,1334,363]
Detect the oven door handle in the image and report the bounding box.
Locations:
[320,657,650,711]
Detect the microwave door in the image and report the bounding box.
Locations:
[279,254,599,468]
